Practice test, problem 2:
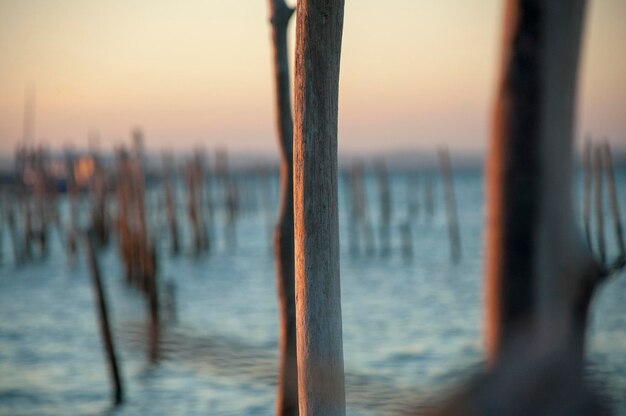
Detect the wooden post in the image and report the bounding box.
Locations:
[592,146,606,264]
[424,175,434,220]
[407,173,419,220]
[7,199,22,264]
[267,0,298,414]
[399,221,413,261]
[485,0,591,362]
[293,0,346,414]
[375,159,392,257]
[146,245,160,363]
[601,142,625,262]
[581,138,592,248]
[438,147,461,264]
[85,229,124,406]
[162,153,180,255]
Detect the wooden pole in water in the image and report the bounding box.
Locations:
[581,138,592,249]
[293,0,346,414]
[146,245,160,363]
[601,142,625,262]
[375,159,392,257]
[485,0,591,363]
[438,147,461,264]
[162,153,180,255]
[85,229,124,406]
[424,175,434,220]
[7,201,22,264]
[592,146,605,264]
[267,0,298,414]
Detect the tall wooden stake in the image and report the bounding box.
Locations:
[582,138,592,248]
[601,142,625,262]
[293,0,346,414]
[85,229,124,406]
[268,0,298,414]
[438,147,461,264]
[485,0,590,362]
[593,146,605,264]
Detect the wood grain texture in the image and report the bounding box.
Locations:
[293,0,346,414]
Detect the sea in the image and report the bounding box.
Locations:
[1,166,624,415]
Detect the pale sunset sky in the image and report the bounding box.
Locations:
[0,1,624,155]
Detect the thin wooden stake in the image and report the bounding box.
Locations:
[593,146,606,264]
[582,138,592,248]
[85,229,124,406]
[601,142,625,264]
[438,147,462,264]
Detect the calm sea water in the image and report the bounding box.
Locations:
[0,169,624,415]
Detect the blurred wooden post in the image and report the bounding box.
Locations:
[438,147,461,264]
[592,146,605,264]
[162,153,180,255]
[424,175,434,220]
[64,148,78,261]
[268,0,298,414]
[400,221,413,261]
[375,159,392,257]
[146,245,160,363]
[85,229,124,406]
[485,0,589,362]
[601,142,625,261]
[581,138,592,248]
[407,173,419,219]
[293,0,346,414]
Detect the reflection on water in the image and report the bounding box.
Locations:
[0,170,624,415]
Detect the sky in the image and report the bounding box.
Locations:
[0,1,624,156]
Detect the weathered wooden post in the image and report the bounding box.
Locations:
[601,142,625,261]
[375,159,392,257]
[438,147,461,264]
[424,175,434,220]
[293,0,346,414]
[407,173,419,219]
[399,221,413,261]
[85,229,124,406]
[162,153,180,255]
[485,0,592,362]
[592,146,605,264]
[267,0,298,414]
[146,245,160,363]
[581,138,592,248]
[64,148,79,262]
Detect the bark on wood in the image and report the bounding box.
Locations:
[485,0,591,362]
[293,0,346,414]
[85,229,124,406]
[267,0,298,414]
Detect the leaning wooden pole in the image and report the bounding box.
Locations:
[85,229,124,406]
[485,0,590,362]
[293,0,346,414]
[267,0,298,414]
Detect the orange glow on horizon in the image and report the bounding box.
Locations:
[0,0,624,154]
